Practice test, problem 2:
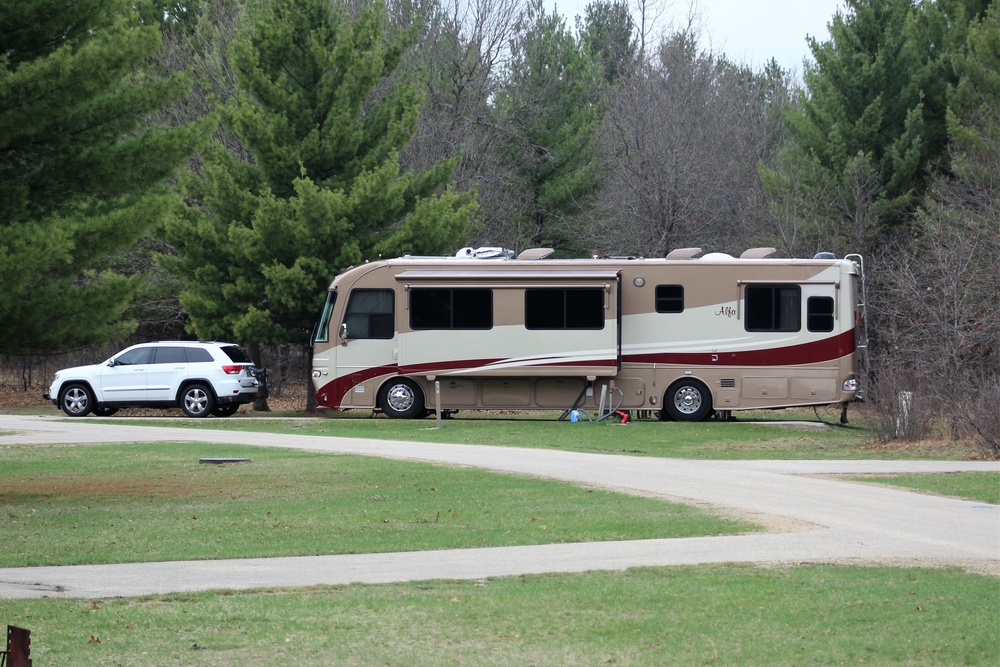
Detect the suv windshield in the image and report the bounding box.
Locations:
[220,345,253,363]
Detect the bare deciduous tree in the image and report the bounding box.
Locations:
[593,20,791,257]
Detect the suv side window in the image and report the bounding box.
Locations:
[115,347,153,365]
[153,347,186,364]
[185,347,214,362]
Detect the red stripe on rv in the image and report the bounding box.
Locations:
[314,364,399,408]
[624,329,857,366]
[399,358,504,374]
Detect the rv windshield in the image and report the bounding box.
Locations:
[314,291,337,344]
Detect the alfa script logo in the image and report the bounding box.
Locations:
[714,306,737,318]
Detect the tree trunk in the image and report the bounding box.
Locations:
[304,342,318,412]
[247,341,270,412]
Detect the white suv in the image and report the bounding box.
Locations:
[45,341,260,418]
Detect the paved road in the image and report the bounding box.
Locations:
[0,414,997,599]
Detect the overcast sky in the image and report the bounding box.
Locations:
[544,0,845,75]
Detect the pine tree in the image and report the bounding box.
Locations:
[0,0,204,353]
[496,0,604,252]
[162,0,476,351]
[578,0,638,84]
[771,0,991,250]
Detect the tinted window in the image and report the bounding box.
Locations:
[525,288,604,330]
[745,285,800,332]
[411,288,492,329]
[655,284,684,313]
[153,347,186,364]
[345,289,395,339]
[807,296,835,332]
[115,347,153,365]
[219,345,251,363]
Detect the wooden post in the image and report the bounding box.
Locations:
[5,626,32,667]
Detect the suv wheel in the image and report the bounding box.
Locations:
[180,384,215,418]
[212,404,240,417]
[60,383,94,417]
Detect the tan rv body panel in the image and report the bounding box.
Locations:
[312,252,863,419]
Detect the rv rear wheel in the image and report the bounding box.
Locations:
[663,379,712,422]
[379,378,426,419]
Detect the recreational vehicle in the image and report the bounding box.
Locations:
[311,247,866,421]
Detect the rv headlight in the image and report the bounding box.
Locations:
[843,378,858,392]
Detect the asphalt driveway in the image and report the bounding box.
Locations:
[0,414,997,599]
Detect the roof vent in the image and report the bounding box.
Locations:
[665,247,703,260]
[813,251,838,260]
[740,247,777,259]
[517,248,556,260]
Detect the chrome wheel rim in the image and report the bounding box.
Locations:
[184,388,209,415]
[63,387,88,414]
[673,386,702,414]
[386,384,415,413]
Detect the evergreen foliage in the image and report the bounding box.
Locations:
[162,0,476,346]
[762,0,993,254]
[577,0,638,83]
[0,0,204,354]
[497,0,605,252]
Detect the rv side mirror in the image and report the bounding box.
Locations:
[340,321,349,343]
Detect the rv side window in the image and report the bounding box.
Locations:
[344,289,394,339]
[745,285,801,332]
[410,288,493,330]
[655,284,684,313]
[525,288,604,330]
[314,291,337,343]
[807,296,835,332]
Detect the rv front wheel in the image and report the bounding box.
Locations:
[379,378,426,419]
[664,379,712,422]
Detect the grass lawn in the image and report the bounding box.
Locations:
[0,442,756,568]
[2,413,996,666]
[1,565,996,666]
[105,405,983,460]
[847,471,1000,505]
